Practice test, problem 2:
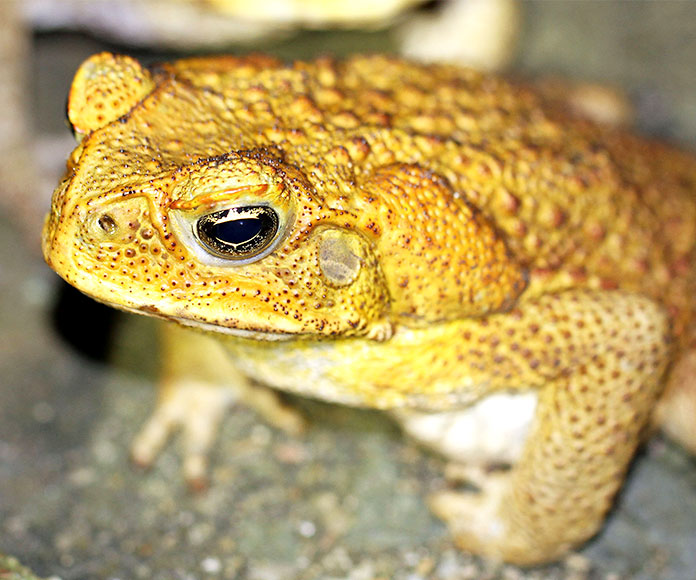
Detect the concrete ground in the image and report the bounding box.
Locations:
[2,2,696,579]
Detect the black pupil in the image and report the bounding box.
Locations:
[214,217,263,245]
[197,206,279,259]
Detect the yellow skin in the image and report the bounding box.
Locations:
[43,53,696,565]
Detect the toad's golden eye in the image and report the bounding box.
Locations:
[195,205,279,260]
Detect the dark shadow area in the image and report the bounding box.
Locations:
[50,281,119,362]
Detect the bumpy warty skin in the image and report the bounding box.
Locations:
[43,53,696,565]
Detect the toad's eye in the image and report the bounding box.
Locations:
[195,205,280,260]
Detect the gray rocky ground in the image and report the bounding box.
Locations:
[2,2,696,579]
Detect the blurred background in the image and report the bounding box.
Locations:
[1,2,696,579]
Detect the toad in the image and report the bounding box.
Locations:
[42,53,696,565]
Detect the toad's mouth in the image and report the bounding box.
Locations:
[90,295,297,341]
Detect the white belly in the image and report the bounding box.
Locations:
[393,391,538,465]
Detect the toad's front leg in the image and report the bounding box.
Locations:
[131,322,305,488]
[413,291,671,565]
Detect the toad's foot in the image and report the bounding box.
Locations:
[131,322,305,489]
[429,468,519,563]
[430,467,577,566]
[131,379,236,490]
[131,377,305,489]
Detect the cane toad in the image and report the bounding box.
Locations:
[42,53,696,565]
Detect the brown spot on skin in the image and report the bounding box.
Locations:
[540,204,567,228]
[510,219,527,237]
[345,137,371,162]
[499,190,521,214]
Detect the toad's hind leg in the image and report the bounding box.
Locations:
[131,321,305,488]
[422,291,671,565]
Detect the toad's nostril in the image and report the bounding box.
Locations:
[98,214,117,235]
